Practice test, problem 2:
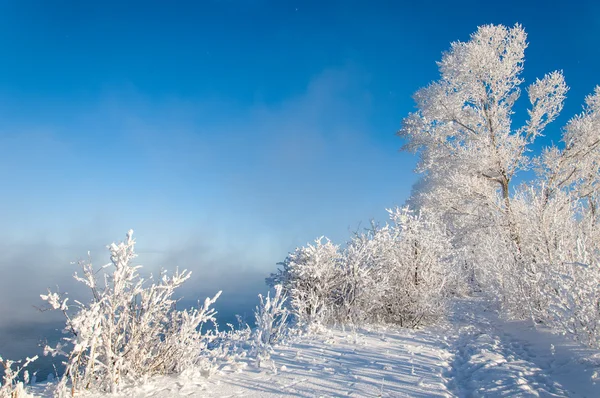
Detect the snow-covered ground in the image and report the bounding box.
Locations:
[28,296,600,397]
[444,297,600,397]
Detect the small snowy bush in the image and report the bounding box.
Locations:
[206,322,251,374]
[252,285,289,366]
[0,355,37,398]
[41,230,221,396]
[268,238,342,328]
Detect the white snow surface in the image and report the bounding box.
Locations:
[28,296,600,397]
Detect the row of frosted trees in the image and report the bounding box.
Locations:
[268,207,464,329]
[271,23,600,350]
[398,24,600,346]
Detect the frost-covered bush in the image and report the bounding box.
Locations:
[251,285,289,367]
[268,238,342,328]
[0,355,37,398]
[268,208,458,330]
[544,261,600,348]
[385,208,457,326]
[337,226,382,325]
[206,321,252,374]
[41,230,221,395]
[341,208,457,328]
[490,98,600,325]
[513,185,600,345]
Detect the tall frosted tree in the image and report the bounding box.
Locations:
[398,23,600,333]
[398,24,567,255]
[399,25,567,247]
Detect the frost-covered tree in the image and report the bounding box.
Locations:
[513,90,600,327]
[399,24,567,255]
[537,87,600,216]
[399,23,600,345]
[41,230,221,395]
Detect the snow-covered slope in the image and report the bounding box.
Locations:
[28,296,600,397]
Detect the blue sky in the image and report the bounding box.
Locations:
[0,0,598,325]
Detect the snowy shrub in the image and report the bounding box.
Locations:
[341,208,456,328]
[0,355,37,398]
[251,285,289,367]
[268,208,458,330]
[384,207,457,327]
[207,322,251,373]
[41,230,221,395]
[336,228,379,325]
[268,238,342,328]
[518,186,600,345]
[544,261,600,348]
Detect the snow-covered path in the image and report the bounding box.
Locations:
[445,297,600,397]
[30,297,600,397]
[94,327,454,397]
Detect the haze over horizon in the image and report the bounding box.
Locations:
[0,0,598,335]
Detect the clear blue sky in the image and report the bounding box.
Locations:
[0,1,598,323]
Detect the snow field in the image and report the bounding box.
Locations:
[72,327,454,398]
[25,296,600,397]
